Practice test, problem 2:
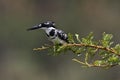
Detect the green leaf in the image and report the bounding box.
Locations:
[56,45,69,53]
[75,34,81,43]
[108,55,120,63]
[75,47,85,54]
[81,32,94,45]
[68,33,75,43]
[114,44,120,54]
[86,32,94,40]
[94,60,106,66]
[87,47,97,57]
[101,32,113,48]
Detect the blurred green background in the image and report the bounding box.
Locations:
[0,0,120,80]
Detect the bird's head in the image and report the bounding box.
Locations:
[27,21,55,31]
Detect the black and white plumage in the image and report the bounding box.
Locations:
[27,21,68,44]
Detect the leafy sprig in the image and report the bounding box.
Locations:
[33,32,120,68]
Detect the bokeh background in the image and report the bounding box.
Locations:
[0,0,120,80]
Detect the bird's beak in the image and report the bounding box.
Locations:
[27,24,41,31]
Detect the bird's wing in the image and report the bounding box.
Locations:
[57,29,68,43]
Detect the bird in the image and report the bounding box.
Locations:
[27,21,69,44]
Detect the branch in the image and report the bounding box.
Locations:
[63,43,120,57]
[33,32,120,68]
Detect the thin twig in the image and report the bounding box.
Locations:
[33,46,49,51]
[72,58,116,68]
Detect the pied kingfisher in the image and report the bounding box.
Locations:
[27,21,68,44]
